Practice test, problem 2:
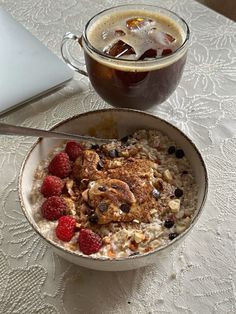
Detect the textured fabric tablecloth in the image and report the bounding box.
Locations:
[1,0,236,313]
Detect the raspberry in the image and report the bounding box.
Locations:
[78,229,102,255]
[55,216,76,242]
[40,175,64,197]
[48,152,71,178]
[41,196,67,221]
[65,141,83,161]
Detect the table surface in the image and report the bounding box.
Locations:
[196,0,236,21]
[1,0,236,313]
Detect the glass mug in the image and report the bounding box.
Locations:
[61,4,190,109]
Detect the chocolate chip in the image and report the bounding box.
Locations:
[98,202,108,213]
[89,213,98,224]
[120,203,130,213]
[174,188,183,198]
[109,149,118,158]
[152,188,160,199]
[97,160,104,170]
[175,149,185,159]
[182,170,188,175]
[91,144,99,150]
[120,135,129,143]
[168,146,175,154]
[169,232,178,240]
[164,219,175,229]
[98,186,107,192]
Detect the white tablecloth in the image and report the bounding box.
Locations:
[1,0,236,313]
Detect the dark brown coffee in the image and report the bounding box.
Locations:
[83,9,188,108]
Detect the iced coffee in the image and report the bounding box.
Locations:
[62,6,189,108]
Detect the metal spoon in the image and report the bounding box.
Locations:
[0,122,114,144]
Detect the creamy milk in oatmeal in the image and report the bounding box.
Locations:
[31,129,198,258]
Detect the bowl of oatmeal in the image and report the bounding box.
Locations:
[18,109,208,271]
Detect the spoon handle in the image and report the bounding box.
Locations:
[0,122,112,144]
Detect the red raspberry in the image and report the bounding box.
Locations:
[55,216,76,242]
[48,152,71,178]
[40,175,64,197]
[65,141,83,161]
[78,228,102,255]
[41,196,67,221]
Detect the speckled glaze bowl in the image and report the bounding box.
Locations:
[18,109,208,271]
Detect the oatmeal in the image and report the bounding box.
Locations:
[31,129,198,258]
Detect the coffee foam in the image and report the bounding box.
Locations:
[85,9,187,72]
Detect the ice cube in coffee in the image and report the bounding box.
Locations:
[104,40,135,58]
[126,17,153,30]
[83,7,189,108]
[103,16,177,60]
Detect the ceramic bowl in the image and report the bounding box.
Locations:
[18,109,208,271]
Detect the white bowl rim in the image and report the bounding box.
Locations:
[18,108,208,263]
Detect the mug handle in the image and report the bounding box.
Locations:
[61,32,88,77]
